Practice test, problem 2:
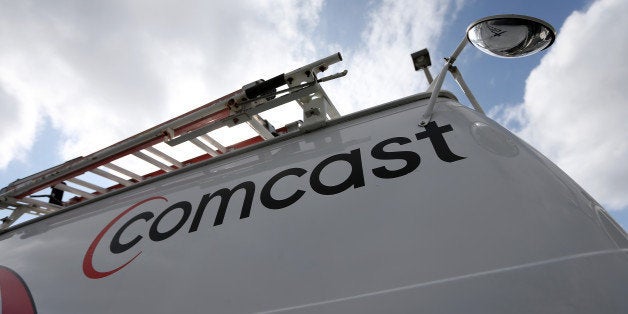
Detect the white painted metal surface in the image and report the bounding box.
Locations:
[1,92,626,313]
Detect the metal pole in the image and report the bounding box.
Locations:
[421,36,468,125]
[422,67,433,84]
[449,66,485,114]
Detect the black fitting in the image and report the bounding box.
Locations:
[244,74,287,100]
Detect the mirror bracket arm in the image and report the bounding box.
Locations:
[421,36,468,126]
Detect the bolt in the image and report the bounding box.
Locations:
[305,108,320,118]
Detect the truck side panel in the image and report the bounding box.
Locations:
[1,97,626,313]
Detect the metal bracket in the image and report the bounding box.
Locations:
[301,96,329,132]
[285,54,342,132]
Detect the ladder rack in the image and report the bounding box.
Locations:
[0,53,346,230]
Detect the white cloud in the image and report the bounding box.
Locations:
[0,84,41,168]
[0,0,323,166]
[492,0,628,210]
[326,0,459,113]
[0,0,457,183]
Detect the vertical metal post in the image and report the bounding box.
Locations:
[423,67,434,84]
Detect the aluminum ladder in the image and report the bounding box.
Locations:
[0,53,346,230]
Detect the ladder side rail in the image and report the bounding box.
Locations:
[167,51,344,147]
[1,121,298,217]
[1,52,344,202]
[285,52,343,81]
[0,158,82,194]
[2,93,241,199]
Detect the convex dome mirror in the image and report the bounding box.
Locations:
[466,14,556,58]
[416,14,556,125]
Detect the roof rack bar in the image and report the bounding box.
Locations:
[103,163,144,182]
[133,152,175,172]
[144,147,184,168]
[90,168,134,187]
[189,138,220,157]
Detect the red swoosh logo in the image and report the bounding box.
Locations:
[83,196,167,279]
[0,266,37,314]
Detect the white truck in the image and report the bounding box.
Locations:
[1,15,626,314]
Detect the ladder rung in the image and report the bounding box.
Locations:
[133,152,174,172]
[145,147,183,168]
[190,138,219,157]
[199,135,227,152]
[103,163,144,182]
[66,178,108,194]
[54,183,96,200]
[90,168,134,187]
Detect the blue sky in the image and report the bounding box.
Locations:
[1,0,627,230]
